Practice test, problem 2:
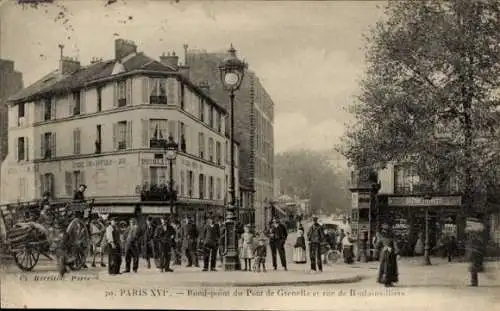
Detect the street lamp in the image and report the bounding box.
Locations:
[219,44,246,271]
[423,193,432,266]
[165,136,178,219]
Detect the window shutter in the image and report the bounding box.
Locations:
[126,79,132,106]
[51,132,57,157]
[141,166,149,184]
[184,124,190,153]
[51,98,56,120]
[142,77,149,104]
[24,137,29,161]
[13,138,18,161]
[69,96,75,115]
[40,134,45,158]
[65,172,72,196]
[39,174,45,196]
[127,121,133,149]
[166,78,178,106]
[113,82,118,107]
[141,119,149,148]
[36,101,42,122]
[112,123,118,151]
[73,128,81,155]
[48,174,55,198]
[178,121,182,144]
[167,120,176,140]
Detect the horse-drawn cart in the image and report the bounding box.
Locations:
[0,200,94,274]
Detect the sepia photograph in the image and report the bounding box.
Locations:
[0,0,499,309]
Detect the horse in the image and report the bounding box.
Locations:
[89,217,107,267]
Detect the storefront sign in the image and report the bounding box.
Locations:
[141,159,168,166]
[142,206,172,214]
[388,196,461,207]
[93,206,135,214]
[73,158,126,169]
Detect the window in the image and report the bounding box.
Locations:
[198,132,205,158]
[225,141,229,164]
[180,84,185,110]
[18,103,25,118]
[209,176,214,200]
[97,87,102,112]
[150,78,167,105]
[199,174,205,199]
[95,125,102,154]
[394,164,421,194]
[209,106,214,128]
[216,178,221,200]
[72,171,82,191]
[216,111,221,133]
[73,128,81,155]
[187,170,193,197]
[41,173,55,197]
[42,132,55,159]
[225,174,229,200]
[179,122,186,152]
[150,119,168,148]
[199,99,204,122]
[180,171,185,196]
[72,91,81,115]
[43,99,52,121]
[216,142,221,165]
[208,138,214,162]
[150,166,167,186]
[117,80,127,107]
[17,137,25,161]
[117,121,127,150]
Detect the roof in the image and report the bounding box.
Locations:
[8,52,177,105]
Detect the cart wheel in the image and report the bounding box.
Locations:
[13,246,40,272]
[65,220,90,271]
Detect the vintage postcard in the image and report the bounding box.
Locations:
[1,0,499,310]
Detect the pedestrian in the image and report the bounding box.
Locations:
[123,217,141,273]
[142,216,155,269]
[154,215,176,272]
[446,236,457,262]
[307,216,325,272]
[268,218,288,271]
[377,238,399,287]
[106,217,122,275]
[73,184,87,202]
[216,216,225,266]
[181,216,199,267]
[413,232,424,256]
[173,220,182,265]
[239,225,254,271]
[253,238,267,272]
[293,229,306,264]
[342,232,354,264]
[201,216,220,272]
[337,229,345,252]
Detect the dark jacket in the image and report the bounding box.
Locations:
[141,222,155,256]
[294,236,306,250]
[202,224,220,247]
[123,224,142,253]
[307,223,325,244]
[154,224,176,246]
[268,223,288,243]
[378,244,399,284]
[73,190,85,201]
[253,244,267,258]
[181,222,198,249]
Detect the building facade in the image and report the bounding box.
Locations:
[1,39,239,223]
[186,49,274,231]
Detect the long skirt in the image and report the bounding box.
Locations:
[293,247,306,264]
[343,245,354,264]
[240,243,254,259]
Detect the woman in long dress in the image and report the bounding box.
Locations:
[239,225,254,271]
[414,232,424,256]
[293,229,307,264]
[378,238,399,287]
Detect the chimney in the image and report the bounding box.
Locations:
[115,39,137,60]
[159,51,179,70]
[60,57,81,75]
[178,43,190,78]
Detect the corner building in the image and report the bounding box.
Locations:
[1,39,239,223]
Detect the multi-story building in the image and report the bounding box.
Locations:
[186,49,274,231]
[0,39,239,224]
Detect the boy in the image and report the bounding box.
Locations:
[253,237,267,272]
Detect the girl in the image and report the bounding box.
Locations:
[293,229,307,264]
[239,225,255,271]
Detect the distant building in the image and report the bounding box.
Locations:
[186,49,274,231]
[273,178,281,198]
[1,39,241,224]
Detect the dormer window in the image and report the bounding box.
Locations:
[117,80,127,107]
[17,103,25,126]
[43,98,52,121]
[72,91,81,115]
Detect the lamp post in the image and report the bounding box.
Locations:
[219,44,246,271]
[165,136,178,219]
[423,193,432,266]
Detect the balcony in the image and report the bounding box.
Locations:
[139,183,178,201]
[118,141,127,150]
[150,95,167,105]
[150,138,167,149]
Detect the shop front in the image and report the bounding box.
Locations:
[377,195,462,256]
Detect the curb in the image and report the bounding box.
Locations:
[184,275,365,287]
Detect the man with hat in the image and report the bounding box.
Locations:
[154,215,176,272]
[123,217,141,273]
[201,215,220,272]
[105,217,122,275]
[142,216,156,269]
[181,216,199,267]
[307,216,325,272]
[268,217,288,271]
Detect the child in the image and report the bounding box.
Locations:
[253,238,267,272]
[239,225,254,271]
[293,229,307,264]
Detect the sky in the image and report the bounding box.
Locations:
[0,0,385,153]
